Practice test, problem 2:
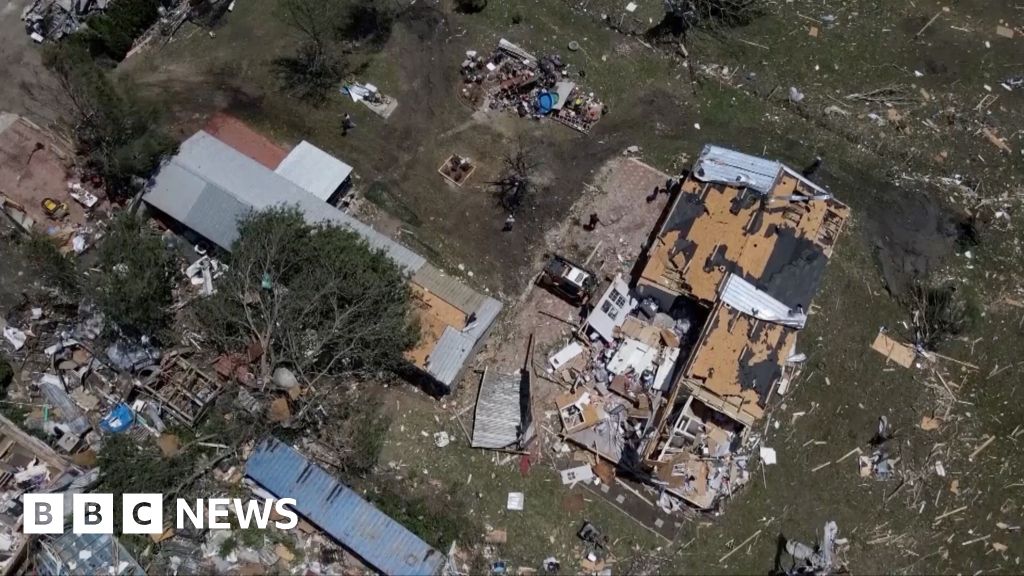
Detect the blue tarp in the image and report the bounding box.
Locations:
[100,403,134,433]
[536,91,557,114]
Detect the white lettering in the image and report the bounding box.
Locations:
[232,499,273,529]
[72,493,113,534]
[273,498,299,530]
[176,499,204,530]
[23,494,64,534]
[207,498,231,529]
[123,494,163,534]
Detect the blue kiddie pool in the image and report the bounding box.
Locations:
[536,91,558,114]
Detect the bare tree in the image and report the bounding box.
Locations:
[277,0,342,48]
[490,141,539,215]
[273,0,349,103]
[908,280,977,349]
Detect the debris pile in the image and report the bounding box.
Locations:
[782,521,847,575]
[460,38,606,133]
[340,82,399,119]
[21,0,110,41]
[0,415,88,575]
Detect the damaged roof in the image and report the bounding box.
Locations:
[681,301,797,425]
[638,145,849,311]
[145,131,501,390]
[246,437,445,576]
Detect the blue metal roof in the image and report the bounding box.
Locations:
[245,437,445,576]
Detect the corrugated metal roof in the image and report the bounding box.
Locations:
[38,533,144,576]
[472,370,523,449]
[692,145,781,195]
[719,273,806,328]
[693,145,829,197]
[412,264,487,315]
[245,437,445,576]
[143,131,425,270]
[426,296,502,388]
[186,183,250,249]
[275,141,354,202]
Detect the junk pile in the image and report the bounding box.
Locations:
[22,0,109,41]
[460,38,606,133]
[184,255,228,297]
[0,292,236,459]
[781,521,847,575]
[340,82,398,119]
[0,415,90,575]
[859,416,899,480]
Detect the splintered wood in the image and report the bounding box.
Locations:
[871,332,916,368]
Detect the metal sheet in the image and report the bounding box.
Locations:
[692,145,782,195]
[425,297,502,389]
[246,438,445,576]
[412,264,487,315]
[719,273,806,328]
[471,370,522,449]
[274,140,354,202]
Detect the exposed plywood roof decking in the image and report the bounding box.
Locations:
[405,282,468,369]
[638,146,849,311]
[682,302,797,424]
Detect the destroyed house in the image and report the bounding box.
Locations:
[637,145,849,507]
[36,532,144,576]
[553,146,848,510]
[245,437,445,576]
[143,130,501,392]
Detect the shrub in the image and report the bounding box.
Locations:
[454,0,487,14]
[85,0,162,62]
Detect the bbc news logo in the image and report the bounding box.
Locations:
[23,494,298,534]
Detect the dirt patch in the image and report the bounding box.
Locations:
[204,113,290,168]
[561,492,585,512]
[0,1,62,125]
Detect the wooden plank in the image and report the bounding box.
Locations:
[870,332,916,368]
